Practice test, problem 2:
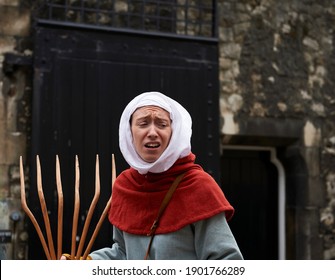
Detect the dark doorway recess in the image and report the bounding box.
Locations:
[221,149,279,260]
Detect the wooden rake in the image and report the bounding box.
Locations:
[19,154,116,260]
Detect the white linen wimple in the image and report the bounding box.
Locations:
[119,91,192,174]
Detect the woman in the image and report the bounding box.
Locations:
[88,91,242,260]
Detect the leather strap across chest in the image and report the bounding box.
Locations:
[144,172,186,260]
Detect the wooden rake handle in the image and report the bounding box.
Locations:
[82,154,116,259]
[19,154,116,260]
[56,155,64,260]
[36,155,56,260]
[71,155,80,259]
[76,155,101,259]
[20,156,52,260]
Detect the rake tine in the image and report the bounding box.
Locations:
[71,155,80,259]
[36,155,56,260]
[82,154,116,259]
[111,154,116,189]
[56,155,64,260]
[83,197,111,259]
[76,154,101,259]
[20,156,52,260]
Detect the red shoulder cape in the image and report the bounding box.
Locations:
[108,153,234,235]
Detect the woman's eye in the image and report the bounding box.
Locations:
[158,122,168,128]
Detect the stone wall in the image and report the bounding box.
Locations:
[0,0,32,259]
[217,0,335,259]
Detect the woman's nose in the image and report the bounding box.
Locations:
[147,124,158,137]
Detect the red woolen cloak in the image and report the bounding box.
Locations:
[108,153,234,235]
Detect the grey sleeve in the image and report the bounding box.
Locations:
[194,212,244,260]
[89,227,127,260]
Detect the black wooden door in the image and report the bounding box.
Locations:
[221,149,279,260]
[29,25,220,259]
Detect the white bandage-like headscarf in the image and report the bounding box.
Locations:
[119,91,192,174]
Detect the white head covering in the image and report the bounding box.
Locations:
[119,91,192,174]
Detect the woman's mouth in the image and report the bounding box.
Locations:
[145,143,160,148]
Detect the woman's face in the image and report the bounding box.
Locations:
[131,105,172,163]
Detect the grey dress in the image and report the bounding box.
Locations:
[90,212,243,260]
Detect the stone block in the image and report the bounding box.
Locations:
[0,120,7,165]
[0,6,30,37]
[0,36,15,54]
[0,1,20,7]
[302,147,321,177]
[6,132,26,165]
